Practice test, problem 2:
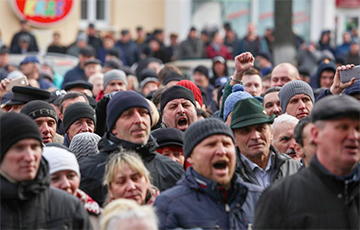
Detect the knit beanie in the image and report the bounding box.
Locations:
[63,102,96,132]
[43,146,80,178]
[278,80,315,112]
[161,86,197,113]
[184,118,234,159]
[69,132,101,161]
[163,72,185,86]
[176,80,203,107]
[223,84,253,121]
[106,91,152,130]
[193,65,209,79]
[20,100,57,121]
[103,69,128,89]
[0,113,42,162]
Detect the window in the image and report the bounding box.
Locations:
[80,0,109,29]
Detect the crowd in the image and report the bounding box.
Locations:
[0,20,359,230]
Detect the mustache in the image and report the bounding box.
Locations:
[286,148,296,155]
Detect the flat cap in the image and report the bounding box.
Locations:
[311,94,360,122]
[151,128,184,148]
[64,80,93,91]
[84,59,102,67]
[7,86,50,105]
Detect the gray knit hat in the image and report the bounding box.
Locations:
[103,69,128,89]
[184,118,234,159]
[69,132,101,161]
[278,80,315,112]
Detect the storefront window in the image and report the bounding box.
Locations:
[80,0,109,28]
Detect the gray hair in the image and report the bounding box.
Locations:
[272,114,299,134]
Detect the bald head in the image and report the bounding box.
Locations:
[271,63,299,87]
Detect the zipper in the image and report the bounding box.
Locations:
[344,179,349,204]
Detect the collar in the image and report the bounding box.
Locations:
[241,151,273,172]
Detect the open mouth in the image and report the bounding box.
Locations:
[177,117,188,129]
[213,160,228,169]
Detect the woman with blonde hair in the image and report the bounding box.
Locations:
[103,151,159,205]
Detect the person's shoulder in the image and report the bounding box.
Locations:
[79,152,108,170]
[49,187,83,209]
[155,181,193,205]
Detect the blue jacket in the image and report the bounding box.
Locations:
[154,167,263,230]
[61,65,86,89]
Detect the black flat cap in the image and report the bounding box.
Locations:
[311,95,360,122]
[151,128,184,148]
[84,59,102,67]
[7,86,50,106]
[64,80,93,91]
[79,47,95,57]
[48,89,67,105]
[104,58,122,69]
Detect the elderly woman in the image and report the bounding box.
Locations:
[103,151,159,205]
[43,146,101,228]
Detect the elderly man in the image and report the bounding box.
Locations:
[271,62,299,87]
[278,80,315,119]
[103,69,128,94]
[231,98,301,188]
[154,118,263,229]
[20,100,61,144]
[62,102,96,147]
[294,116,316,167]
[161,85,197,131]
[0,113,90,229]
[272,114,300,161]
[262,87,282,117]
[80,91,184,205]
[254,95,360,229]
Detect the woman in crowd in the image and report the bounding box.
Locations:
[43,146,101,228]
[103,151,159,205]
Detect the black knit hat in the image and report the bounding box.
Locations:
[163,72,185,86]
[0,113,42,162]
[106,91,152,131]
[63,102,96,132]
[20,100,57,122]
[184,118,234,159]
[151,128,184,148]
[160,86,196,113]
[193,65,209,79]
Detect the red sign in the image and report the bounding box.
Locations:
[11,0,75,27]
[336,0,360,8]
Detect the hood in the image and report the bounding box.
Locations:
[315,60,336,88]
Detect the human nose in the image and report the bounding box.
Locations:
[347,126,360,141]
[59,177,71,190]
[125,179,136,191]
[41,123,50,134]
[298,100,306,110]
[23,148,36,162]
[177,105,185,114]
[215,143,227,156]
[250,130,261,140]
[272,105,281,114]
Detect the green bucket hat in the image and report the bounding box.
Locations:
[230,98,275,129]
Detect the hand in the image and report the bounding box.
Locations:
[0,78,11,99]
[233,52,254,81]
[330,64,355,95]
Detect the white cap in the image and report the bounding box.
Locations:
[43,146,80,178]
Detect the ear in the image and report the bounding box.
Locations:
[294,143,304,158]
[310,125,319,145]
[186,156,194,165]
[111,127,117,136]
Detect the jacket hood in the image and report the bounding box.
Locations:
[98,132,158,162]
[315,60,336,87]
[1,157,50,200]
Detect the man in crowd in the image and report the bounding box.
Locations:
[20,100,60,144]
[161,85,197,131]
[271,62,299,87]
[178,27,204,59]
[193,65,214,106]
[103,69,128,94]
[115,29,140,66]
[294,116,316,167]
[84,59,102,80]
[313,59,336,89]
[62,102,96,147]
[254,95,360,229]
[80,91,184,205]
[242,68,262,97]
[231,97,301,188]
[20,56,54,90]
[154,118,263,229]
[262,87,282,117]
[272,114,301,161]
[278,80,315,119]
[62,47,95,88]
[0,113,90,229]
[10,20,38,53]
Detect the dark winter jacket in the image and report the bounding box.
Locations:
[254,156,359,229]
[236,146,301,187]
[154,167,263,230]
[61,65,86,89]
[79,132,184,205]
[1,158,91,229]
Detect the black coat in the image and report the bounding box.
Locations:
[236,145,301,187]
[254,156,360,229]
[1,158,91,229]
[79,132,184,205]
